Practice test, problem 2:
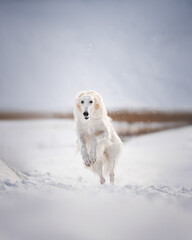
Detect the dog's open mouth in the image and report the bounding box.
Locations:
[85,117,89,120]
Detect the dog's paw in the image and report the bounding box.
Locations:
[90,149,96,163]
[100,177,105,184]
[82,154,91,167]
[90,153,96,163]
[84,159,91,167]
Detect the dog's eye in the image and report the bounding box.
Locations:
[81,100,84,104]
[89,100,93,104]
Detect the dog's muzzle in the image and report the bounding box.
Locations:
[83,111,89,120]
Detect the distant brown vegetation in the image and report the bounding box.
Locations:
[108,110,192,123]
[0,110,192,123]
[0,112,73,120]
[109,110,192,137]
[115,122,188,139]
[0,110,191,137]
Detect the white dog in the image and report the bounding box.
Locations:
[74,90,122,184]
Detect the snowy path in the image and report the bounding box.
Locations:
[0,120,192,240]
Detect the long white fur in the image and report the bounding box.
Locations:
[74,90,122,184]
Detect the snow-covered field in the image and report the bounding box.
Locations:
[0,120,192,240]
[0,1,191,238]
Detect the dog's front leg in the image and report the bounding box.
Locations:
[79,136,91,167]
[90,131,109,163]
[90,139,97,163]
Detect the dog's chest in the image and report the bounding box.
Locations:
[82,121,97,136]
[86,124,96,136]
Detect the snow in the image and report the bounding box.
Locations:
[120,126,192,187]
[0,120,192,240]
[0,158,20,182]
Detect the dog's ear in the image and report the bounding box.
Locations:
[75,91,85,112]
[94,95,100,110]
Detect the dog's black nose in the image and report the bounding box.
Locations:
[83,111,89,117]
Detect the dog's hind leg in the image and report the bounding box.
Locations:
[92,161,105,184]
[106,143,121,185]
[108,160,115,184]
[104,149,115,184]
[109,170,115,184]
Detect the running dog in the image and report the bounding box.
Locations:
[74,90,122,184]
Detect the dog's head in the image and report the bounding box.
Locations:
[75,90,102,120]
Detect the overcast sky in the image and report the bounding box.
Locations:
[0,0,192,112]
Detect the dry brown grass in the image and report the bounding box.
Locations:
[0,110,192,123]
[108,110,192,123]
[116,122,188,139]
[0,110,191,137]
[0,112,73,120]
